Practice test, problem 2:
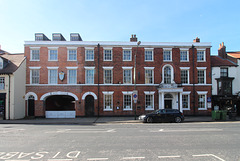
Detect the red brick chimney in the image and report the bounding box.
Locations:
[193,37,200,43]
[130,34,138,42]
[218,42,227,59]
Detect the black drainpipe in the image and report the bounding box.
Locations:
[8,74,10,120]
[97,43,100,117]
[192,45,196,115]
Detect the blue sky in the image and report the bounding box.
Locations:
[0,0,239,54]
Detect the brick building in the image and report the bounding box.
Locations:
[24,33,212,118]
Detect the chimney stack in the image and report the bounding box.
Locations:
[130,34,138,42]
[218,42,227,59]
[193,37,200,43]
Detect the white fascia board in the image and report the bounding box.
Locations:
[25,41,211,48]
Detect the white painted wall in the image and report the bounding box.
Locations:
[212,65,239,95]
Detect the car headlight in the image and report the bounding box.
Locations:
[139,115,146,120]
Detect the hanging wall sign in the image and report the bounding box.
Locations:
[59,71,65,81]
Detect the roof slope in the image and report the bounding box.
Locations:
[211,56,237,67]
[0,50,25,74]
[227,52,240,59]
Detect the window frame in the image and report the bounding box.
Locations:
[85,67,95,84]
[144,67,154,84]
[144,91,155,111]
[103,67,113,84]
[197,91,207,110]
[122,67,132,84]
[47,67,58,84]
[182,92,191,110]
[197,49,206,62]
[197,67,206,84]
[30,67,40,84]
[67,67,78,84]
[103,91,114,111]
[85,48,94,61]
[180,49,189,62]
[0,77,5,90]
[144,48,154,62]
[123,48,132,61]
[103,48,113,61]
[163,48,172,62]
[48,48,58,61]
[122,91,133,111]
[220,68,228,77]
[30,48,40,61]
[180,67,190,84]
[67,48,77,61]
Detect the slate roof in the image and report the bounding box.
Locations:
[211,55,237,67]
[0,50,25,74]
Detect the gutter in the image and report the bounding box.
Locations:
[8,74,10,120]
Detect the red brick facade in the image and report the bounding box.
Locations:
[25,34,212,118]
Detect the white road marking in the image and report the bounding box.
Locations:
[193,154,225,161]
[48,159,73,161]
[7,160,30,161]
[87,158,109,160]
[0,128,25,134]
[158,155,181,158]
[122,157,145,160]
[151,128,223,132]
[46,129,116,133]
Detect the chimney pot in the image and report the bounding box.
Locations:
[130,34,138,42]
[193,37,200,43]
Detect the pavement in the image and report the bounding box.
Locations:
[0,115,240,125]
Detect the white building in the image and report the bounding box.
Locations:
[0,49,26,120]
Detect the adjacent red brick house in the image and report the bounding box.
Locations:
[24,34,212,118]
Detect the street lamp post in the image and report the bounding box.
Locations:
[134,41,141,120]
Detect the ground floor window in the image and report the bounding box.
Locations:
[123,94,132,110]
[103,92,113,111]
[145,94,154,110]
[197,91,207,110]
[182,95,189,110]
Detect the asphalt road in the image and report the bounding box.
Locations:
[0,122,239,161]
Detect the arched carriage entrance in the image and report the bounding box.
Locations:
[40,92,79,118]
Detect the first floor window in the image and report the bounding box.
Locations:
[181,70,188,84]
[31,69,40,84]
[0,77,5,90]
[104,94,113,111]
[198,94,206,109]
[164,66,171,84]
[145,94,154,110]
[49,69,58,84]
[220,68,228,77]
[86,69,94,84]
[104,69,112,84]
[182,95,189,109]
[123,95,132,110]
[123,69,132,84]
[68,70,77,84]
[145,69,153,84]
[198,70,205,84]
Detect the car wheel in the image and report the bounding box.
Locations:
[175,117,182,123]
[146,117,153,123]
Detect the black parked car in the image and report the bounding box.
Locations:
[139,109,184,123]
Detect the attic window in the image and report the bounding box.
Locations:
[0,58,3,69]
